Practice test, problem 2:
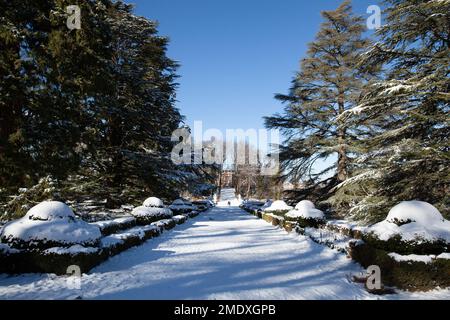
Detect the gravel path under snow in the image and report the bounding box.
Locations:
[1,205,449,300]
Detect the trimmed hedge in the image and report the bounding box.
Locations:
[348,241,450,291]
[0,207,204,275]
[92,217,137,236]
[361,233,449,256]
[285,216,326,228]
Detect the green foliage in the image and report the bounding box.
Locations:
[334,0,450,221]
[0,0,216,218]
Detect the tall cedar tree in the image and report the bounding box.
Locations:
[0,0,215,216]
[333,0,450,222]
[265,1,374,188]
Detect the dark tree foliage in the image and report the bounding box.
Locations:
[0,0,214,217]
[332,0,450,222]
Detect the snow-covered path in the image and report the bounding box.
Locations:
[1,204,449,300]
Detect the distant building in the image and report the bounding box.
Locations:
[221,170,234,188]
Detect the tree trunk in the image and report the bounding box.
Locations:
[337,93,348,182]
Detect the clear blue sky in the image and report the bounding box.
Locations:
[132,0,380,133]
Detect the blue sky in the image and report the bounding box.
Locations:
[133,0,380,132]
[132,0,381,176]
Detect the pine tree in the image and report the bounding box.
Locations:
[334,0,450,222]
[265,1,375,188]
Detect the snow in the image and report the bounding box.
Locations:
[387,252,450,264]
[260,200,273,211]
[26,201,75,221]
[386,201,445,225]
[388,253,435,264]
[143,197,164,208]
[303,227,351,252]
[131,206,172,218]
[172,215,187,223]
[217,189,243,207]
[437,253,450,260]
[0,201,449,300]
[0,243,20,255]
[100,235,124,248]
[43,245,99,256]
[327,220,362,230]
[0,202,102,247]
[286,200,325,219]
[367,201,450,243]
[91,216,136,230]
[100,225,159,248]
[151,219,175,231]
[263,200,292,213]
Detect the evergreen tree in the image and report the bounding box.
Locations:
[265,1,375,188]
[1,0,213,216]
[333,0,450,222]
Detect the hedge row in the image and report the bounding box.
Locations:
[242,205,450,292]
[0,210,203,275]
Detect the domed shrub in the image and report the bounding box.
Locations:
[363,201,450,254]
[263,200,293,215]
[0,201,101,250]
[286,200,326,227]
[143,197,165,208]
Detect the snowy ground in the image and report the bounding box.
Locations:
[1,201,449,299]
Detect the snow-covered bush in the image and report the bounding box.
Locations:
[363,201,450,254]
[143,197,165,208]
[0,201,102,250]
[131,205,173,225]
[169,199,195,214]
[286,200,326,227]
[192,200,210,211]
[263,200,293,215]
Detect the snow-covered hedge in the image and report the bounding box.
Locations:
[363,201,450,254]
[263,200,293,214]
[169,199,196,213]
[173,215,188,225]
[285,200,326,227]
[91,216,137,236]
[192,200,212,211]
[100,225,161,256]
[131,206,173,225]
[349,240,450,291]
[0,201,102,250]
[151,218,177,232]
